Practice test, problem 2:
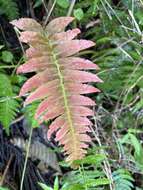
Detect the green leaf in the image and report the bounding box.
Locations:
[1,51,13,63]
[74,154,106,165]
[54,177,59,190]
[61,183,83,190]
[57,0,69,9]
[86,178,110,187]
[0,45,4,50]
[73,8,84,21]
[33,0,42,8]
[38,182,53,190]
[128,133,141,156]
[0,187,10,190]
[120,134,130,144]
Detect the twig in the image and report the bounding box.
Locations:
[44,0,57,26]
[79,165,88,190]
[100,0,112,20]
[0,155,13,186]
[91,111,114,190]
[128,9,142,35]
[42,0,49,14]
[10,115,24,125]
[102,0,130,37]
[20,126,33,190]
[67,0,76,16]
[0,96,20,103]
[29,0,36,19]
[0,24,9,47]
[139,0,143,6]
[14,27,25,56]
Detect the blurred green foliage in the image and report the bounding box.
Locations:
[0,0,19,20]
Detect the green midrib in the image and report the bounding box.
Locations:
[49,41,78,159]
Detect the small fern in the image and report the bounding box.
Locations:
[112,169,134,190]
[0,74,19,134]
[61,154,109,190]
[0,0,19,20]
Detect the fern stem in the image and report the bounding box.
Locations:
[79,165,88,190]
[14,27,26,56]
[52,52,76,137]
[0,96,20,103]
[12,56,24,76]
[0,65,16,69]
[20,126,33,190]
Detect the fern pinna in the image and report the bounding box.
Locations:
[11,17,102,164]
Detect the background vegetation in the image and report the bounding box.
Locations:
[0,0,143,189]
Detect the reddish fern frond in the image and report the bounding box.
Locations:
[11,17,102,164]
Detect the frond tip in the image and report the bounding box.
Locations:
[11,17,102,164]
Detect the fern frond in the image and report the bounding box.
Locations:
[0,0,19,20]
[0,74,19,134]
[11,17,102,164]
